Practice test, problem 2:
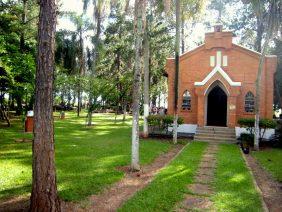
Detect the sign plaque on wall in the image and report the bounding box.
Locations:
[229,105,236,110]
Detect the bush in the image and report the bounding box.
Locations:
[240,133,254,146]
[238,118,277,139]
[147,115,184,134]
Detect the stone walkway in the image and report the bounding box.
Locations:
[176,143,218,211]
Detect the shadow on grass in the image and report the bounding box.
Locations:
[212,144,263,211]
[0,113,172,202]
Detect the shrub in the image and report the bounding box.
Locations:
[147,115,163,126]
[240,133,254,146]
[238,118,277,140]
[147,115,184,134]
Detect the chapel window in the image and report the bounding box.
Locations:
[182,90,191,110]
[245,91,255,112]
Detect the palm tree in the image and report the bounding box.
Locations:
[65,13,92,117]
[30,0,60,210]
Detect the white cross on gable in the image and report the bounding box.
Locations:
[210,51,228,67]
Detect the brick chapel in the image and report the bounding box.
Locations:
[166,25,277,128]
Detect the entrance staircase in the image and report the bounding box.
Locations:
[194,126,237,143]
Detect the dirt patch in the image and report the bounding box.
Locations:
[176,195,213,211]
[199,160,216,169]
[195,173,214,184]
[62,144,185,212]
[196,167,215,177]
[243,153,282,212]
[14,138,33,143]
[188,183,213,196]
[0,196,29,212]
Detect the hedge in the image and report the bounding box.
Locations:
[147,115,184,133]
[237,118,277,139]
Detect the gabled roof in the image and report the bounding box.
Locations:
[194,65,241,87]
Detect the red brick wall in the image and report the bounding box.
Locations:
[166,30,277,127]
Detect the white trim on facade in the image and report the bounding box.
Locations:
[194,65,241,87]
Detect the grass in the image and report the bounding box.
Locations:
[252,148,282,182]
[212,144,263,212]
[0,112,174,201]
[119,142,208,212]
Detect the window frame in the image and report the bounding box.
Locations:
[244,91,255,113]
[181,90,191,111]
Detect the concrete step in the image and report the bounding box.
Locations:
[196,128,235,133]
[194,126,236,143]
[194,136,236,142]
[194,139,237,143]
[194,134,236,139]
[195,131,236,136]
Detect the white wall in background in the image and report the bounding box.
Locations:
[168,124,198,133]
[235,127,275,139]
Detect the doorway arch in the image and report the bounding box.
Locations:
[205,81,228,126]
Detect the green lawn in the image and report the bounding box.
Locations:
[119,142,208,212]
[0,112,174,201]
[212,144,263,211]
[252,148,282,182]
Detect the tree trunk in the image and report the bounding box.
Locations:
[181,11,185,54]
[254,33,271,151]
[20,0,27,52]
[255,16,263,52]
[173,0,180,144]
[30,0,60,211]
[87,0,102,126]
[122,102,127,122]
[143,23,150,138]
[77,89,81,117]
[131,0,146,171]
[0,107,10,127]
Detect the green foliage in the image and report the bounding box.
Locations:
[240,132,254,147]
[238,118,277,138]
[148,115,183,126]
[147,115,184,133]
[0,1,38,114]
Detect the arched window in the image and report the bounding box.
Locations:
[182,90,191,110]
[245,92,255,112]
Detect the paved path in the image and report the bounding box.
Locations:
[176,143,218,211]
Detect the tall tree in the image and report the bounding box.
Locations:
[87,0,103,125]
[173,0,180,144]
[131,0,146,171]
[180,0,205,53]
[30,0,60,211]
[65,13,91,116]
[250,0,281,150]
[143,12,150,138]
